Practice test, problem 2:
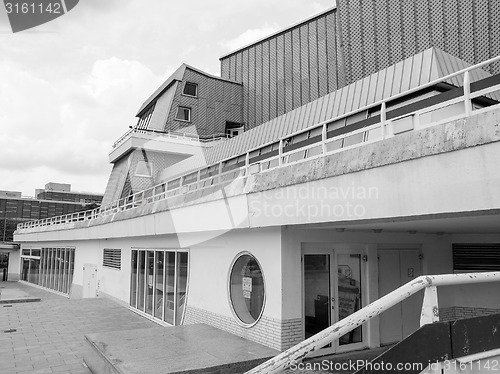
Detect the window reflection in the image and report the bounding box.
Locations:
[130,249,189,326]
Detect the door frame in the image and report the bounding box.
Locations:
[377,246,423,345]
[302,243,368,356]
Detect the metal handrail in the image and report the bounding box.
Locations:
[16,55,500,231]
[245,271,500,374]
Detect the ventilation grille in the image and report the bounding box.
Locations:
[103,249,121,270]
[453,244,500,272]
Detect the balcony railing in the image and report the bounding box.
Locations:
[17,55,500,231]
[112,127,230,149]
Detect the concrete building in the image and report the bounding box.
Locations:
[13,0,500,357]
[0,183,102,281]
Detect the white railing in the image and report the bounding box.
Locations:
[112,127,202,149]
[245,271,500,374]
[17,55,500,231]
[112,127,231,149]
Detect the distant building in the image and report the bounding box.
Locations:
[0,183,102,280]
[13,0,500,355]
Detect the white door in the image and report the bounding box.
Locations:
[302,244,366,356]
[82,264,98,298]
[378,249,422,345]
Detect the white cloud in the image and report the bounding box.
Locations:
[0,0,334,196]
[219,23,281,53]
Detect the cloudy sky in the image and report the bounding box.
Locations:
[0,0,333,197]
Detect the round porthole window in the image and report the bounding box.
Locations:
[229,253,265,326]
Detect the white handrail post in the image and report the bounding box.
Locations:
[245,152,250,175]
[420,285,439,327]
[321,123,327,155]
[381,102,387,140]
[463,70,472,117]
[278,139,283,167]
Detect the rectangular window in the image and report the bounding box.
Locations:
[103,249,121,270]
[183,82,198,97]
[453,244,500,272]
[175,107,191,122]
[225,122,244,138]
[21,247,75,296]
[130,249,189,325]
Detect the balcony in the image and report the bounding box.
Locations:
[109,127,228,163]
[16,55,500,233]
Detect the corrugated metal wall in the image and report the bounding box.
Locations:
[220,9,344,131]
[337,0,500,83]
[220,0,500,130]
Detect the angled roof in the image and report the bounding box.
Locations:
[219,6,337,60]
[160,47,491,180]
[136,64,242,117]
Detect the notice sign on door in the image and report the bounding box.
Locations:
[242,277,252,292]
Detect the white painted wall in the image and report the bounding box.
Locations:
[7,248,20,281]
[187,227,282,320]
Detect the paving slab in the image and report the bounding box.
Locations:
[84,324,279,374]
[0,284,41,303]
[0,281,157,374]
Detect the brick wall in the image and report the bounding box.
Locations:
[439,306,500,322]
[183,305,302,351]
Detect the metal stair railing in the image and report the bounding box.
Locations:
[245,271,500,374]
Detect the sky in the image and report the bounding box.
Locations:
[0,0,335,197]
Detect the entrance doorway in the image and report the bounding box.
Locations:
[378,248,422,345]
[302,244,366,356]
[0,252,8,281]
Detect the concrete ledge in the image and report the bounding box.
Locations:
[83,324,278,374]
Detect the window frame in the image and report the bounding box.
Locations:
[182,82,198,98]
[227,251,266,328]
[175,106,191,122]
[103,248,121,270]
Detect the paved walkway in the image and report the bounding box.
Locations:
[0,281,157,374]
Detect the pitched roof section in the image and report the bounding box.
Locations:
[160,47,488,180]
[136,64,242,117]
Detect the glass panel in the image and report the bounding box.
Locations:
[49,248,54,289]
[366,126,382,141]
[32,248,41,257]
[343,132,365,147]
[337,253,362,345]
[29,259,40,284]
[68,249,75,293]
[176,252,188,325]
[304,254,330,339]
[41,249,47,287]
[164,252,175,324]
[62,249,67,294]
[21,259,30,281]
[137,251,145,311]
[326,139,343,152]
[55,248,61,292]
[229,254,265,325]
[22,248,31,256]
[154,252,164,319]
[39,249,45,286]
[145,251,154,315]
[130,251,138,308]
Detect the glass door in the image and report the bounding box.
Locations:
[302,245,365,356]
